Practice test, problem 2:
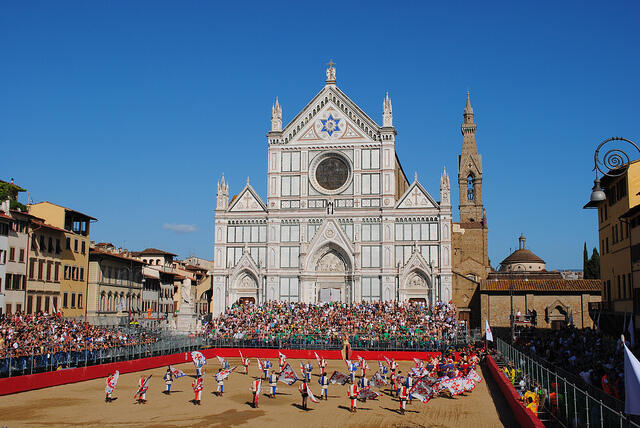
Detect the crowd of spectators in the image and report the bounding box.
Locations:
[205,300,459,348]
[0,312,158,360]
[515,326,627,401]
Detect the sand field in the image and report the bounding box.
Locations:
[0,358,518,427]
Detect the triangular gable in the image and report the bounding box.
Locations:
[401,248,433,274]
[228,184,267,212]
[230,248,260,281]
[459,154,482,177]
[304,218,355,271]
[282,85,380,145]
[395,181,439,209]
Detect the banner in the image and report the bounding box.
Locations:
[328,370,349,385]
[278,363,299,385]
[370,371,387,389]
[357,386,381,400]
[134,375,152,397]
[485,319,493,342]
[105,370,119,394]
[216,355,228,368]
[306,383,319,403]
[409,377,434,403]
[216,366,237,382]
[191,351,206,368]
[169,366,186,378]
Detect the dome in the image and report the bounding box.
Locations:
[500,249,545,265]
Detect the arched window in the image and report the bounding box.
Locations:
[467,174,474,201]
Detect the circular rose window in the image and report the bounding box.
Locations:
[310,152,352,195]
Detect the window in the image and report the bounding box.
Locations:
[395,222,437,241]
[54,263,60,282]
[361,173,380,195]
[226,247,243,267]
[78,294,83,309]
[74,239,78,252]
[5,304,11,315]
[249,247,267,266]
[281,176,300,196]
[37,260,44,280]
[66,237,71,250]
[44,297,49,313]
[307,222,321,241]
[71,293,76,308]
[279,277,299,302]
[395,245,439,266]
[29,259,35,279]
[36,296,42,312]
[64,265,70,280]
[361,223,381,241]
[361,277,381,302]
[39,235,45,250]
[81,241,86,254]
[79,267,84,281]
[46,262,52,282]
[340,222,354,241]
[31,236,37,250]
[19,248,24,263]
[467,175,474,200]
[361,149,380,170]
[361,245,381,268]
[48,237,53,253]
[280,224,300,242]
[55,239,61,254]
[8,247,15,262]
[0,275,3,291]
[281,152,301,172]
[280,247,300,268]
[27,296,33,314]
[227,225,266,243]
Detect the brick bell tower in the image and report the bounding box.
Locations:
[458,91,484,223]
[452,91,489,328]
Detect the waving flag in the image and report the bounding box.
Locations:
[409,378,434,403]
[624,338,640,415]
[305,383,319,403]
[314,352,323,367]
[105,370,119,394]
[278,363,299,385]
[383,355,392,365]
[278,351,287,363]
[411,367,428,377]
[485,319,493,342]
[191,351,206,368]
[370,371,387,388]
[169,366,186,378]
[358,386,381,400]
[216,366,237,382]
[413,357,423,367]
[134,375,152,397]
[468,369,482,383]
[257,358,264,372]
[328,371,349,385]
[216,355,228,368]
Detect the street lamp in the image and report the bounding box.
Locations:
[589,137,640,202]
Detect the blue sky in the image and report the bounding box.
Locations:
[1,1,639,269]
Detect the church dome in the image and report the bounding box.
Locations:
[500,248,545,265]
[499,234,546,272]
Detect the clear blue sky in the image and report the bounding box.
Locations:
[1,1,639,269]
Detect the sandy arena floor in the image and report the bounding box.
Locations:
[0,358,518,428]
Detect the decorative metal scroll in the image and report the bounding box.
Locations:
[593,137,640,177]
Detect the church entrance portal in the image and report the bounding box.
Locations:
[238,297,255,305]
[319,287,342,303]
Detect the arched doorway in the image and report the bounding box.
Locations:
[315,248,349,303]
[232,271,259,305]
[402,270,433,305]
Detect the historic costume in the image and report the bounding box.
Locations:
[251,378,262,408]
[319,373,329,400]
[216,369,224,396]
[348,383,359,413]
[269,371,278,398]
[192,376,203,405]
[163,368,173,394]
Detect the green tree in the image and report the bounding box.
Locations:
[583,243,589,275]
[589,248,600,279]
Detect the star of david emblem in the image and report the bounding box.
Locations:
[320,114,341,136]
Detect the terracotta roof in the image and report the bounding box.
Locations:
[0,212,11,221]
[90,248,146,264]
[480,279,602,292]
[133,248,177,257]
[500,249,545,265]
[31,221,68,234]
[10,210,45,222]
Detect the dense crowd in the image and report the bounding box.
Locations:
[0,312,158,359]
[205,301,459,347]
[515,326,628,400]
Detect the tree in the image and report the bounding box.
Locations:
[583,243,589,275]
[583,244,600,279]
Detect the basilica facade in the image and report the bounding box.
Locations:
[211,65,472,316]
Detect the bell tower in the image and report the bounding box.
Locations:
[458,92,484,223]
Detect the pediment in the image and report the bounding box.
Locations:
[395,181,439,209]
[228,184,267,213]
[401,249,432,275]
[282,86,380,145]
[230,250,260,278]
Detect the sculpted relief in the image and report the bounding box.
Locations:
[316,250,346,273]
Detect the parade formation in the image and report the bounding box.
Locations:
[100,347,483,416]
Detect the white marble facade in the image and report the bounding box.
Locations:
[211,65,452,315]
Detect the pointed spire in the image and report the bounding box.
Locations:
[440,166,451,206]
[383,92,393,127]
[271,97,282,132]
[246,176,250,186]
[414,171,418,183]
[464,91,474,124]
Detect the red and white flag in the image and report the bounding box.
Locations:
[216,366,237,382]
[314,352,322,367]
[383,355,392,365]
[370,371,387,388]
[305,383,319,403]
[357,386,380,400]
[278,363,299,385]
[257,358,264,372]
[216,355,228,367]
[328,370,349,385]
[485,320,494,342]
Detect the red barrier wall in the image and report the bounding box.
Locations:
[0,348,452,396]
[485,355,545,428]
